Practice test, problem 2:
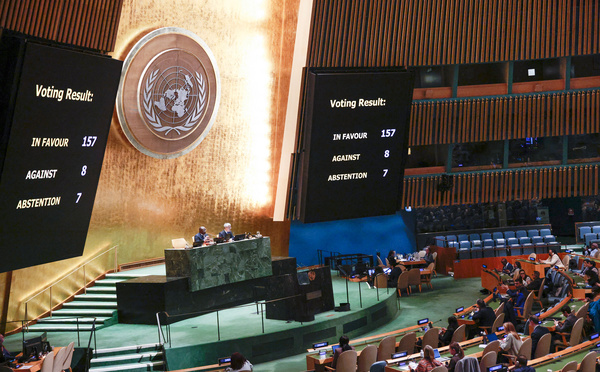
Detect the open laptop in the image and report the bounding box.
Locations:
[233,234,246,241]
[434,348,450,362]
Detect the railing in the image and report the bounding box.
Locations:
[156,294,303,349]
[22,245,119,330]
[316,249,341,266]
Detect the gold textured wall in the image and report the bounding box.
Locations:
[2,0,299,332]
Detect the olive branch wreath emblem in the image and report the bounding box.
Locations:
[142,69,207,136]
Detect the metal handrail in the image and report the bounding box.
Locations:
[23,245,119,327]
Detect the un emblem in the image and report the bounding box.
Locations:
[116,28,220,158]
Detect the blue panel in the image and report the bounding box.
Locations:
[289,211,416,267]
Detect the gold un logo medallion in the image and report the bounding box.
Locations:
[116,27,220,159]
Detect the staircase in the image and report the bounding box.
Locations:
[27,272,141,333]
[89,343,165,372]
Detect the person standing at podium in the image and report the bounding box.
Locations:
[219,223,234,241]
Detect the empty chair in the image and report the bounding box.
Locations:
[561,254,571,269]
[376,335,396,362]
[516,292,534,321]
[458,234,469,243]
[482,243,494,258]
[539,228,552,237]
[408,268,422,293]
[575,302,589,320]
[527,229,539,238]
[458,246,470,260]
[504,231,516,239]
[532,278,546,309]
[481,340,500,358]
[560,360,577,372]
[450,324,466,343]
[53,347,68,372]
[357,345,377,372]
[446,235,457,243]
[397,271,409,296]
[40,351,54,372]
[448,241,459,249]
[492,232,504,241]
[585,233,598,246]
[516,230,527,239]
[491,313,505,333]
[543,235,557,244]
[578,351,597,372]
[326,350,357,372]
[507,238,522,255]
[435,236,446,247]
[494,238,506,247]
[369,361,386,372]
[421,263,435,289]
[520,237,534,255]
[470,244,483,259]
[481,233,492,241]
[374,273,387,288]
[62,342,75,372]
[593,226,600,234]
[531,236,544,245]
[515,337,532,362]
[459,241,471,249]
[494,302,505,317]
[533,333,551,359]
[469,233,481,247]
[580,226,592,240]
[420,328,440,350]
[397,332,416,355]
[483,239,495,248]
[479,351,497,372]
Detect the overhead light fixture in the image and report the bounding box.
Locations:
[527,68,536,76]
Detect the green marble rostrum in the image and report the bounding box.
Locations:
[164,237,273,291]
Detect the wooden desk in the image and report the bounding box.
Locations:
[11,359,43,372]
[397,260,426,267]
[516,258,550,278]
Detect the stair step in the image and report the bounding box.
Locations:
[87,287,117,293]
[94,279,126,286]
[62,301,117,309]
[95,344,162,356]
[91,352,162,367]
[27,324,99,332]
[37,317,109,324]
[105,273,141,279]
[89,361,164,372]
[74,294,118,301]
[52,309,115,317]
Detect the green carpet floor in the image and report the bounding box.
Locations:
[4,270,484,371]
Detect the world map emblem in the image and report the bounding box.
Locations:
[116,28,220,159]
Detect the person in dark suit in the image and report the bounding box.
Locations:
[500,258,514,275]
[218,223,234,241]
[439,316,459,346]
[512,355,536,372]
[193,226,208,245]
[469,299,495,338]
[551,305,577,350]
[525,270,542,292]
[387,261,403,288]
[529,315,550,359]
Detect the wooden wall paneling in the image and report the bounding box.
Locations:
[593,91,598,133]
[346,1,359,66]
[596,166,599,196]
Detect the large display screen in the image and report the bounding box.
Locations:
[297,68,414,223]
[0,36,122,272]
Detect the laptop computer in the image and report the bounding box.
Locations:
[434,348,450,362]
[486,333,499,342]
[233,234,246,241]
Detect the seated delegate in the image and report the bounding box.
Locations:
[218,223,234,241]
[193,226,209,246]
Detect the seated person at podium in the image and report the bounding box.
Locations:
[387,250,397,267]
[219,223,234,241]
[332,335,354,369]
[225,352,253,372]
[469,299,495,338]
[387,261,403,288]
[525,271,542,291]
[423,246,435,265]
[193,226,208,246]
[500,258,514,275]
[539,249,564,269]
